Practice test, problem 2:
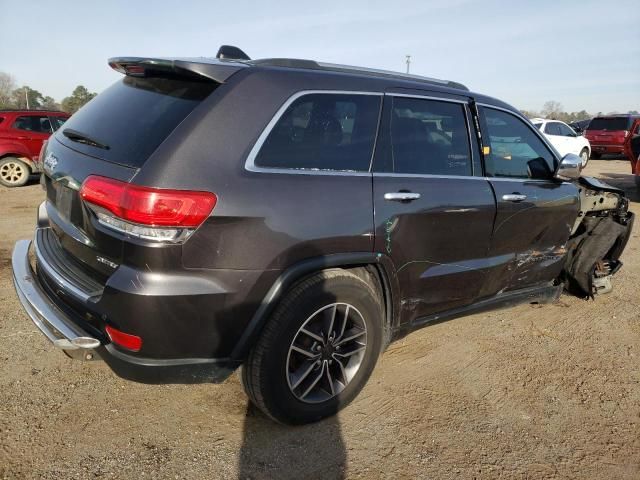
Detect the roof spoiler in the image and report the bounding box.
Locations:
[108,57,247,83]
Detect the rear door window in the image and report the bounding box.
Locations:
[388,96,472,176]
[13,115,52,133]
[254,93,381,172]
[57,76,217,167]
[544,122,561,136]
[50,116,68,131]
[480,107,556,179]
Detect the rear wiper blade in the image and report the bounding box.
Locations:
[62,128,110,150]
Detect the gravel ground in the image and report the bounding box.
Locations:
[0,159,639,479]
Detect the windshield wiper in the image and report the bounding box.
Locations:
[62,128,110,150]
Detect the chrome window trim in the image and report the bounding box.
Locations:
[384,92,477,177]
[385,93,468,104]
[486,177,562,184]
[245,90,383,176]
[372,172,486,181]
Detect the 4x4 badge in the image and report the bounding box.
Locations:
[44,152,58,173]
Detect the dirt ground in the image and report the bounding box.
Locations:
[0,159,638,479]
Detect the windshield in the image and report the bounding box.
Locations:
[587,117,633,131]
[57,76,217,167]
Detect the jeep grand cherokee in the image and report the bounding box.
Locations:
[12,46,634,424]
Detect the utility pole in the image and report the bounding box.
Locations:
[24,87,29,110]
[405,55,411,74]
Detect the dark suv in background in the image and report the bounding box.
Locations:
[0,110,69,187]
[12,47,633,424]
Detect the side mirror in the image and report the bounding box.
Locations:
[555,153,582,181]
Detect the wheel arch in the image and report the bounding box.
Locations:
[0,152,36,172]
[230,252,399,362]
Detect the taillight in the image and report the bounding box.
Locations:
[105,325,142,352]
[80,176,216,242]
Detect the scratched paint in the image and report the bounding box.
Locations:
[384,220,394,255]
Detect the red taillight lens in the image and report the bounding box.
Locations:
[80,176,216,227]
[105,325,142,352]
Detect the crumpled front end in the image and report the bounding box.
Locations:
[562,177,634,297]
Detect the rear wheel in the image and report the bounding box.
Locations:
[241,269,384,424]
[579,148,589,168]
[0,157,30,187]
[590,151,601,160]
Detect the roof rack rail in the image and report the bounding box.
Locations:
[248,57,468,91]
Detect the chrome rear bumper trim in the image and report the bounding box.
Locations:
[12,239,100,350]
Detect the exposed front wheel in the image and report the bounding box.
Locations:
[579,148,589,168]
[0,157,30,187]
[241,269,384,424]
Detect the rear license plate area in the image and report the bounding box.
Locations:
[55,185,74,221]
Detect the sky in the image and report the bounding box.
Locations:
[1,0,638,114]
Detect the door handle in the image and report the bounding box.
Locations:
[384,192,421,202]
[502,193,527,202]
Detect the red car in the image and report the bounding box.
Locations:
[0,110,70,187]
[585,114,640,160]
[623,117,640,188]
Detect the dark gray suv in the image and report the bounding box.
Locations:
[12,47,633,424]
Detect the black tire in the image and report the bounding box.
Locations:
[0,157,30,187]
[635,175,640,190]
[241,269,384,425]
[590,151,601,160]
[579,148,589,168]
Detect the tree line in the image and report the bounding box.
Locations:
[521,100,639,123]
[0,71,97,114]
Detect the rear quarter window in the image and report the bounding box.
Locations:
[253,93,381,172]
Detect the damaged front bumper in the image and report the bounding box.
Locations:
[562,177,634,297]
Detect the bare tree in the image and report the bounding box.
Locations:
[0,72,16,108]
[541,100,564,119]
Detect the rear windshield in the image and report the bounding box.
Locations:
[57,76,217,167]
[587,117,633,131]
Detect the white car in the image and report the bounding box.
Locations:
[531,118,591,167]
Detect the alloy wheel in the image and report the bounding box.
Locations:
[581,150,589,166]
[286,303,367,404]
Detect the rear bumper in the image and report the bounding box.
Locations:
[590,144,624,154]
[11,239,239,383]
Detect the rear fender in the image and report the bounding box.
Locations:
[229,252,399,361]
